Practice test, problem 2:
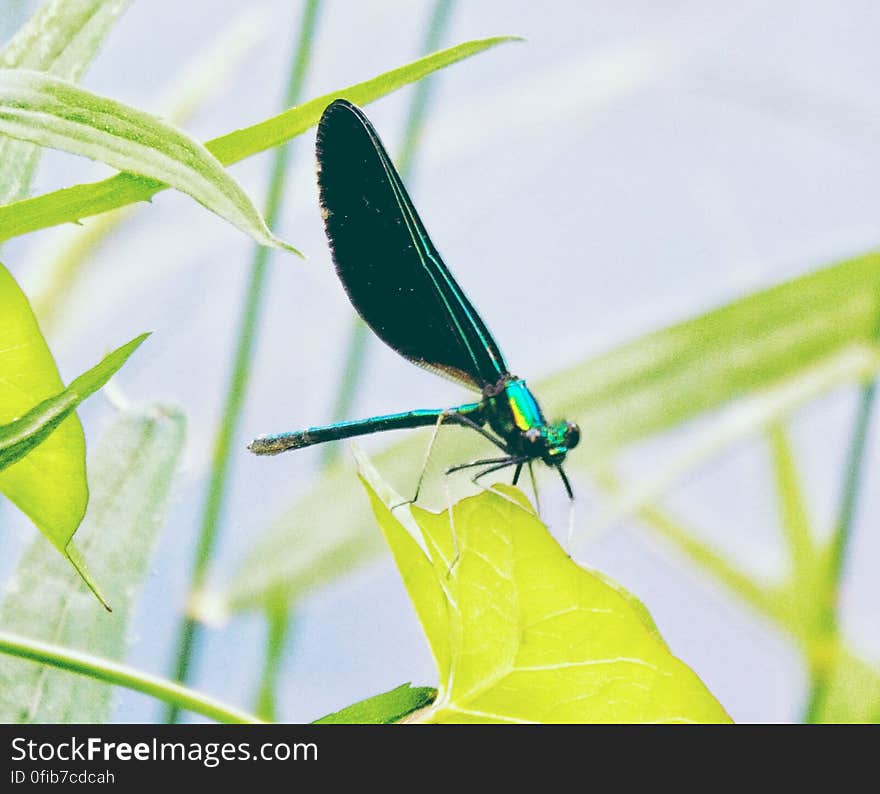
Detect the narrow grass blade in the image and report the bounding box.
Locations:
[0,333,148,475]
[0,36,518,242]
[767,424,818,578]
[766,424,828,646]
[0,631,259,724]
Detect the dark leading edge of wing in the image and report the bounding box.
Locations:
[316,99,509,393]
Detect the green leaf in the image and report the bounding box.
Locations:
[0,36,518,242]
[0,404,185,722]
[313,683,436,725]
[356,451,731,724]
[0,0,131,204]
[206,35,520,165]
[0,333,148,474]
[0,69,296,253]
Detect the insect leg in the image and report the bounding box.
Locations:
[557,465,574,500]
[473,459,525,484]
[528,460,541,518]
[463,458,537,512]
[445,455,515,475]
[512,462,523,485]
[391,411,449,511]
[445,413,510,453]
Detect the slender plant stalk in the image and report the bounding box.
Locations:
[803,378,878,722]
[767,424,817,582]
[321,321,369,468]
[802,301,880,722]
[254,602,291,721]
[164,0,321,724]
[321,0,456,468]
[827,382,877,586]
[0,630,261,724]
[395,0,456,180]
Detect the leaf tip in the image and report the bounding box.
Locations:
[64,544,112,612]
[277,239,305,258]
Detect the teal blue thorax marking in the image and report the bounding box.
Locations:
[506,379,545,431]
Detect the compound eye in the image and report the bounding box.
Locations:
[564,421,580,450]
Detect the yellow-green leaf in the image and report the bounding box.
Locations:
[0,261,86,544]
[357,451,731,724]
[0,69,296,253]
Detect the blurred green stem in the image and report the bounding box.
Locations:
[803,378,877,723]
[254,602,291,721]
[767,424,817,585]
[321,0,456,468]
[165,0,321,724]
[802,302,880,722]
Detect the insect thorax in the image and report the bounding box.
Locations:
[482,377,578,464]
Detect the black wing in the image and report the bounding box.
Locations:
[316,99,509,393]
